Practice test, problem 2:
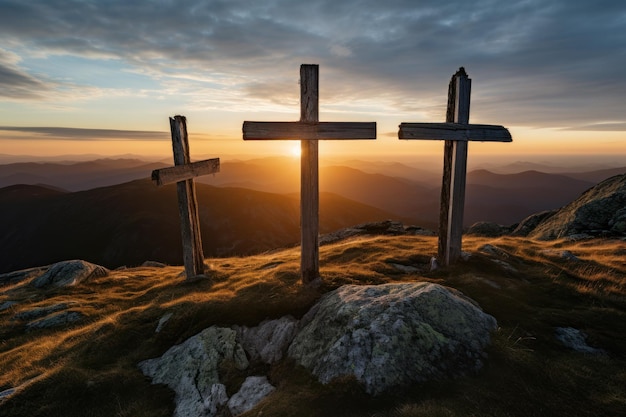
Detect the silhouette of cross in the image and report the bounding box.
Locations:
[243,64,376,285]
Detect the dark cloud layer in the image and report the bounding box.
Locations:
[0,126,168,141]
[0,0,625,130]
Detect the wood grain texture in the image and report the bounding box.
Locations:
[169,116,205,279]
[243,121,376,140]
[151,158,220,186]
[300,64,320,285]
[444,72,471,265]
[398,123,511,142]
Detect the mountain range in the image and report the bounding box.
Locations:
[1,157,623,272]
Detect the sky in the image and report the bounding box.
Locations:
[0,0,625,163]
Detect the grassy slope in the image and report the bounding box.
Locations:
[0,236,625,417]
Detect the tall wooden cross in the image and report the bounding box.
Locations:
[398,68,512,266]
[151,115,220,279]
[242,64,376,285]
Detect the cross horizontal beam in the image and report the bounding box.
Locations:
[152,158,220,186]
[398,123,511,142]
[243,121,376,140]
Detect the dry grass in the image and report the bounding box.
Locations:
[1,235,625,416]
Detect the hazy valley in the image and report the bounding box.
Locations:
[0,156,623,272]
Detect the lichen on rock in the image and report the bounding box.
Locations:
[288,282,497,395]
[138,326,248,417]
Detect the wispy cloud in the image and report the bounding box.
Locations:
[0,126,169,141]
[0,0,625,130]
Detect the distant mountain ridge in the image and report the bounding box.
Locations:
[0,158,169,191]
[0,157,621,231]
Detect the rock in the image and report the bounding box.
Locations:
[0,267,48,287]
[320,220,421,245]
[510,210,557,237]
[26,310,83,331]
[0,301,17,311]
[155,312,173,333]
[389,263,419,273]
[555,327,605,354]
[478,244,509,258]
[0,388,16,400]
[541,250,580,261]
[429,257,439,271]
[31,260,108,288]
[529,174,626,240]
[490,259,518,273]
[236,316,299,365]
[138,326,249,417]
[467,222,510,237]
[288,283,497,395]
[13,302,76,321]
[142,261,167,268]
[405,226,436,236]
[227,376,275,416]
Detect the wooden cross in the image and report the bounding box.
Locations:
[242,64,376,285]
[151,115,220,279]
[398,68,512,266]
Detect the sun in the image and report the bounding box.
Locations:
[289,143,301,158]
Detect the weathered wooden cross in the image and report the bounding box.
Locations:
[242,64,376,285]
[398,68,512,266]
[151,115,220,279]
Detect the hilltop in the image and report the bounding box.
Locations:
[0,179,396,273]
[0,234,625,416]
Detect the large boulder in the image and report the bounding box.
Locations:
[288,283,497,395]
[529,174,626,240]
[138,327,249,417]
[31,260,108,288]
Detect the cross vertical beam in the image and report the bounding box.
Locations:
[170,116,205,278]
[300,65,320,284]
[441,69,471,265]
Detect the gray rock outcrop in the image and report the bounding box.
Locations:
[138,326,248,417]
[288,282,497,395]
[529,174,626,240]
[31,260,108,288]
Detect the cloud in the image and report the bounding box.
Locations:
[0,126,169,141]
[0,48,52,99]
[0,0,625,130]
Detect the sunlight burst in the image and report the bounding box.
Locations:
[289,143,301,158]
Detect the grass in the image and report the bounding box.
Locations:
[1,235,625,416]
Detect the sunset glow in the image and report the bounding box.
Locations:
[289,143,302,158]
[0,1,624,163]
